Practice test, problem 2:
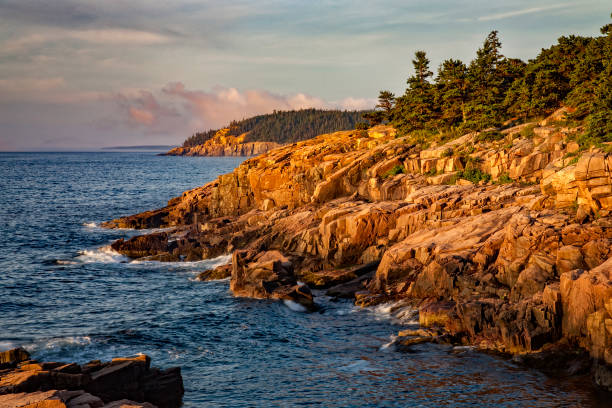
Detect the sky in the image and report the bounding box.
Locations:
[0,0,610,150]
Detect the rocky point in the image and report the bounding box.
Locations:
[104,111,612,391]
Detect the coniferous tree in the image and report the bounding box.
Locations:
[464,31,505,129]
[584,14,612,143]
[435,59,468,128]
[392,51,437,134]
[377,90,396,120]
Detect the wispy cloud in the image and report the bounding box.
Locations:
[477,3,576,22]
[2,28,171,53]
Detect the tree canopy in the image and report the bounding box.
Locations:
[385,15,612,147]
[182,109,366,147]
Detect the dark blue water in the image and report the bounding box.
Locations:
[0,152,607,407]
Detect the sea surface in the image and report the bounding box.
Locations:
[0,152,608,407]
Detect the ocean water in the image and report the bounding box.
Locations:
[0,152,608,407]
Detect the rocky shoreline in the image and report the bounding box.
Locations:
[0,348,183,407]
[104,113,612,392]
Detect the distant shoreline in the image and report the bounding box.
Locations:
[102,145,177,150]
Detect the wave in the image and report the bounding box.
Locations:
[75,246,129,263]
[24,335,92,354]
[369,300,418,325]
[130,254,231,271]
[283,300,307,313]
[379,334,398,351]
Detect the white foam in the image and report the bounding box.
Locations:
[83,221,98,228]
[379,334,398,351]
[283,300,307,313]
[369,300,417,324]
[76,246,129,264]
[130,254,232,271]
[55,260,77,265]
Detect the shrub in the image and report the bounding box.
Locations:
[495,172,514,184]
[475,130,505,143]
[519,123,537,139]
[441,147,454,157]
[383,165,406,178]
[450,159,491,184]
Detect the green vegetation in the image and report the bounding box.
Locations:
[383,165,406,178]
[519,124,537,139]
[475,130,504,143]
[495,172,514,184]
[182,109,366,147]
[382,15,612,149]
[441,147,454,157]
[450,167,492,185]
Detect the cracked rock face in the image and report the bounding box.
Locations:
[104,116,612,390]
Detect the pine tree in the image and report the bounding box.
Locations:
[435,59,468,128]
[584,14,612,144]
[376,91,396,120]
[465,31,505,129]
[392,51,437,134]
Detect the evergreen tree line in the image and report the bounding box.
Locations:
[182,109,365,147]
[367,15,612,146]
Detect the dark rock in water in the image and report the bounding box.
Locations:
[593,360,612,392]
[303,261,379,289]
[512,342,591,377]
[326,271,375,299]
[111,232,169,258]
[230,250,315,310]
[0,351,183,408]
[196,263,232,281]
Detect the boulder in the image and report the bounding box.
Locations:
[0,348,30,369]
[230,250,314,310]
[195,263,232,281]
[110,233,168,259]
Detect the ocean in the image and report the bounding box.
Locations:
[0,152,606,407]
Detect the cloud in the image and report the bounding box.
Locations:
[0,77,65,93]
[112,89,180,132]
[113,82,373,136]
[476,4,576,22]
[2,28,171,53]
